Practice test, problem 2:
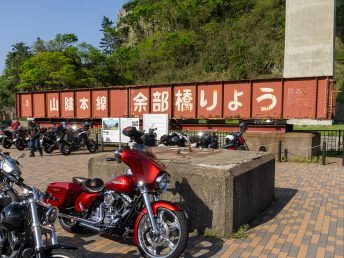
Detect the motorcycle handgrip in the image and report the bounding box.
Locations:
[106,157,117,162]
[44,191,59,201]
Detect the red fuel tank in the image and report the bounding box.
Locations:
[105,175,135,193]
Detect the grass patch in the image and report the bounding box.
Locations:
[225,119,240,125]
[294,124,344,131]
[229,225,249,239]
[289,156,320,163]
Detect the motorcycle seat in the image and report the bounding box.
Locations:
[72,177,88,185]
[73,177,104,193]
[82,178,105,193]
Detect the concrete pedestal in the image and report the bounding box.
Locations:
[89,148,275,236]
[244,132,320,158]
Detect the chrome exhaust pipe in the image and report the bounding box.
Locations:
[79,222,102,232]
[59,213,104,232]
[59,213,100,225]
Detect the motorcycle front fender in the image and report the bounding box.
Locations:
[133,200,183,246]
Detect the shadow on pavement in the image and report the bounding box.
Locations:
[58,233,225,257]
[249,187,298,228]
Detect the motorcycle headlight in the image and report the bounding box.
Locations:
[45,206,59,224]
[155,173,170,191]
[226,135,235,141]
[2,162,11,173]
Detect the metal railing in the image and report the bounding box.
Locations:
[90,128,344,157]
[295,129,344,156]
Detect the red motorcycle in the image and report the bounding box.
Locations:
[224,122,249,150]
[45,127,188,258]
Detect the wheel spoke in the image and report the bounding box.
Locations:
[164,238,176,250]
[147,246,157,255]
[167,220,179,231]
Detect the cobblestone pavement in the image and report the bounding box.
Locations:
[9,148,344,257]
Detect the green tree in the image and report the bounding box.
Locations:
[100,16,122,54]
[32,37,47,54]
[19,51,78,91]
[47,33,78,52]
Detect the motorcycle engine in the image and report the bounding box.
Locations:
[90,191,133,227]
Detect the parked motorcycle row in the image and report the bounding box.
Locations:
[0,125,190,258]
[0,122,250,257]
[134,121,249,150]
[0,122,97,156]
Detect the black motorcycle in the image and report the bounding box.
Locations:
[189,131,219,149]
[41,127,63,154]
[0,151,77,257]
[0,129,15,149]
[224,122,249,150]
[160,131,188,147]
[13,127,30,151]
[59,124,97,155]
[142,128,157,147]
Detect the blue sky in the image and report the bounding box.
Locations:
[0,0,128,73]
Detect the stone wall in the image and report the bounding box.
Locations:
[89,148,275,236]
[244,132,321,158]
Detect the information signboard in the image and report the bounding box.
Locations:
[143,114,169,139]
[102,118,120,143]
[102,117,140,144]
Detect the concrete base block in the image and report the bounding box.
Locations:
[244,132,320,158]
[89,148,275,236]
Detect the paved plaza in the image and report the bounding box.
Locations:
[10,148,344,257]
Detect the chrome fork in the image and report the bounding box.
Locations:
[29,194,44,250]
[142,186,159,234]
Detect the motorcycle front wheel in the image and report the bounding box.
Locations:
[43,143,55,153]
[86,140,97,153]
[137,208,188,258]
[60,142,72,155]
[15,139,25,151]
[1,138,12,149]
[46,249,78,257]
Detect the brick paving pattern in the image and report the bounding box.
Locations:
[11,149,344,257]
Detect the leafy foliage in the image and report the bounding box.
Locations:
[336,0,344,103]
[0,0,343,115]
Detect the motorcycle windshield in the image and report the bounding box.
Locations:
[130,143,165,169]
[131,143,155,158]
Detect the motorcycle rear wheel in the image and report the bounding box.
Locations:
[60,143,72,155]
[86,140,97,153]
[15,139,25,151]
[1,138,12,149]
[137,208,188,258]
[43,143,55,153]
